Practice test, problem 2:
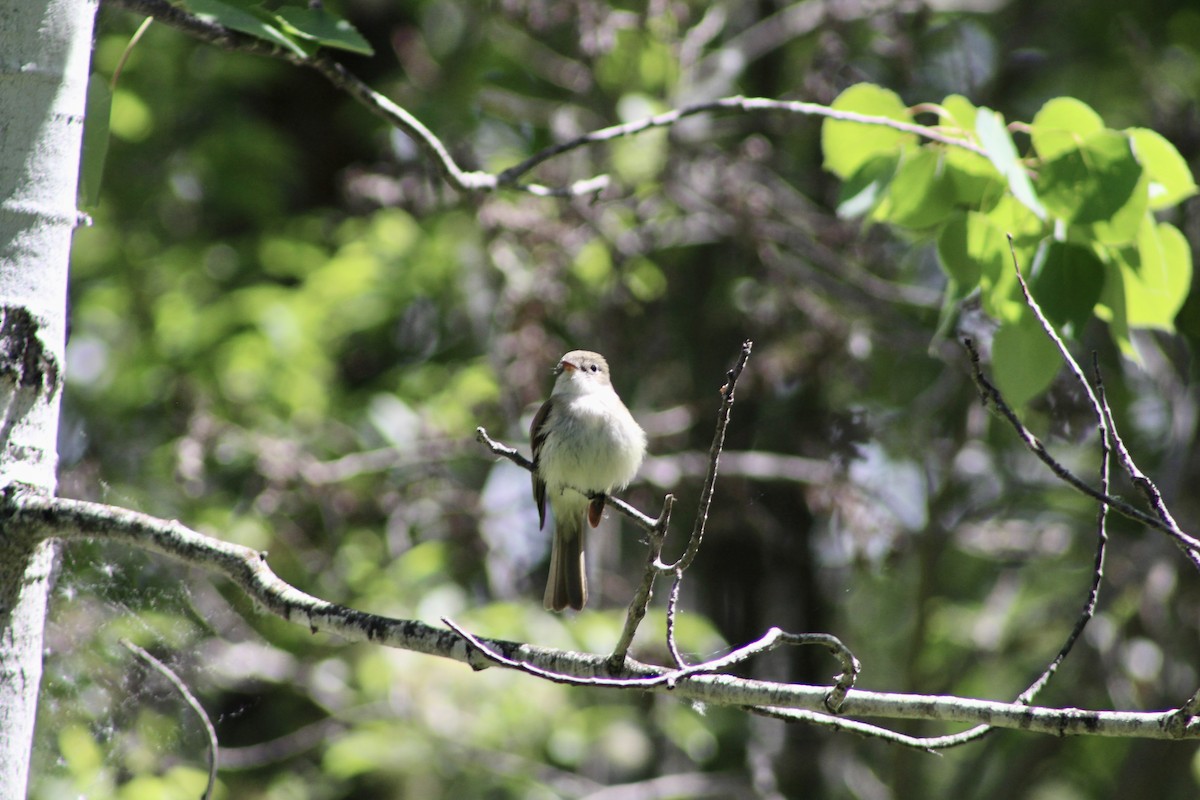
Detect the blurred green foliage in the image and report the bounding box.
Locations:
[34,0,1200,798]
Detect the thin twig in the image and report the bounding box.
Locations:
[614,341,753,668]
[747,706,939,753]
[608,496,675,667]
[447,617,859,699]
[496,96,988,185]
[662,340,753,573]
[475,426,535,472]
[665,568,686,669]
[962,340,1200,556]
[122,640,218,799]
[1094,362,1199,572]
[475,425,660,532]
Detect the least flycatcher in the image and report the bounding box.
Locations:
[530,350,647,611]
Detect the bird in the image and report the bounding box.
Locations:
[530,350,646,611]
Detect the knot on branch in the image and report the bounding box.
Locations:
[0,307,59,398]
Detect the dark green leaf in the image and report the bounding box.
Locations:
[183,0,307,57]
[274,7,374,56]
[1036,130,1143,224]
[78,73,112,209]
[1030,241,1105,333]
[992,312,1062,407]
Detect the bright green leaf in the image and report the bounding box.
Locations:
[58,724,104,779]
[939,94,979,133]
[1030,97,1104,160]
[183,0,307,57]
[1037,130,1143,224]
[822,84,917,179]
[1128,127,1198,209]
[985,194,1045,241]
[1120,218,1192,330]
[976,107,1046,219]
[275,7,374,55]
[875,147,956,230]
[936,210,1020,320]
[992,312,1063,407]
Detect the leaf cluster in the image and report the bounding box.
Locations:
[824,84,1197,405]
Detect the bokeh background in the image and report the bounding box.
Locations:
[33,0,1200,797]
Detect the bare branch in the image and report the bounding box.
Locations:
[6,486,1197,740]
[496,97,988,185]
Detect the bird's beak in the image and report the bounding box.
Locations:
[556,359,577,375]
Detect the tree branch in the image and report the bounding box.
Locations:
[105,0,990,200]
[6,483,1196,740]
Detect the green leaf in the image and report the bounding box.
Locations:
[976,107,1045,219]
[1036,130,1143,224]
[1119,218,1192,330]
[1128,127,1198,209]
[1030,241,1106,333]
[837,154,897,219]
[78,72,112,209]
[939,94,979,133]
[274,7,375,56]
[1088,169,1149,245]
[943,147,1004,209]
[1030,97,1104,160]
[822,84,918,180]
[992,312,1063,407]
[874,147,956,230]
[936,210,1020,320]
[183,0,307,57]
[1096,253,1136,358]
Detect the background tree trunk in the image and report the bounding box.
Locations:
[0,0,95,795]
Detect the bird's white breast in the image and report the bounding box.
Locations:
[538,391,646,495]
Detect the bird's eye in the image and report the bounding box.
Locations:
[589,364,599,372]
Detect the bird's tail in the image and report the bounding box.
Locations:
[545,510,587,612]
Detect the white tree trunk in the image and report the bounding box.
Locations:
[0,0,96,795]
